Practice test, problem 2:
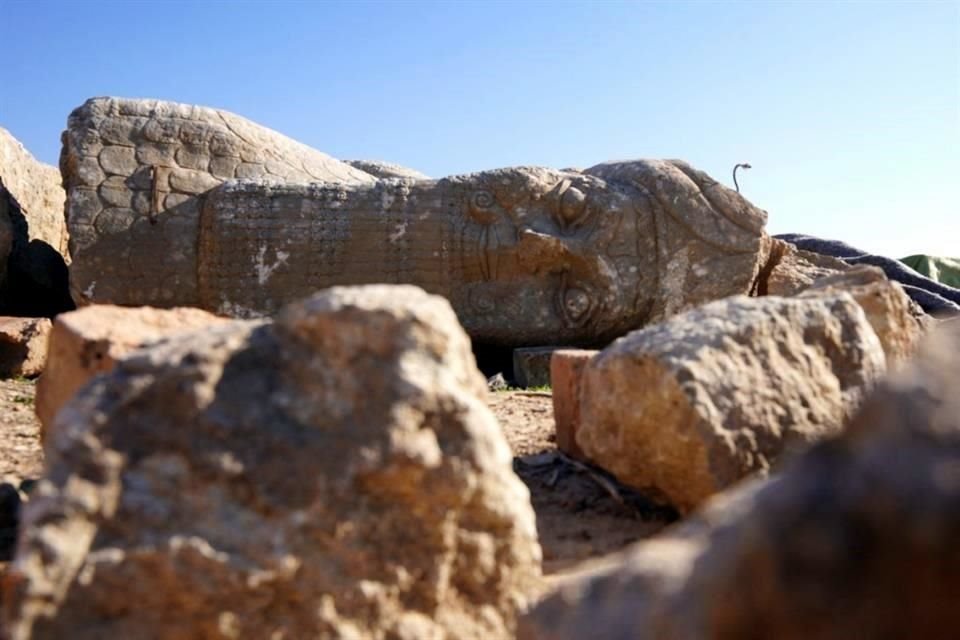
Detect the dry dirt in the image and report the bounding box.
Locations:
[490,391,674,574]
[0,379,42,485]
[0,381,672,577]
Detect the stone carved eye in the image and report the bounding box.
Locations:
[563,287,591,321]
[556,272,596,328]
[559,187,587,223]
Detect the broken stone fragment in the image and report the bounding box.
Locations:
[35,304,227,438]
[764,237,850,296]
[521,321,960,640]
[513,346,559,388]
[0,128,72,317]
[577,294,886,513]
[0,317,52,378]
[549,349,598,462]
[6,285,542,639]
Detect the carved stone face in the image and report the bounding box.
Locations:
[451,168,656,345]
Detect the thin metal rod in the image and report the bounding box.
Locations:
[733,162,752,193]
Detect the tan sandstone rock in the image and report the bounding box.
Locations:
[0,317,52,378]
[550,349,598,462]
[577,294,887,513]
[0,129,67,258]
[521,321,960,640]
[763,237,850,296]
[0,128,71,316]
[6,285,542,639]
[762,239,925,364]
[803,264,927,364]
[35,305,227,439]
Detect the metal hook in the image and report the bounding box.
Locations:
[732,163,752,193]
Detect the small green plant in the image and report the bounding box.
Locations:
[12,395,33,405]
[496,384,552,393]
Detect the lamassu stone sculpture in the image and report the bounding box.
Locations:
[63,97,772,346]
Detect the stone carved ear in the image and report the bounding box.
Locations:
[468,190,498,224]
[584,159,767,253]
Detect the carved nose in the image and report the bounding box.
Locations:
[517,228,570,274]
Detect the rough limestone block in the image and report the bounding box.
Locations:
[521,322,960,640]
[6,285,542,639]
[513,346,559,388]
[0,317,52,378]
[35,305,226,437]
[0,128,71,316]
[578,294,886,513]
[550,349,598,461]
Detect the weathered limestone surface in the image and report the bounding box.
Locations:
[344,159,430,180]
[35,305,227,437]
[764,238,849,296]
[550,349,598,462]
[0,128,71,316]
[63,97,771,346]
[803,264,927,364]
[194,160,768,346]
[62,97,375,308]
[0,317,52,377]
[0,129,67,258]
[6,285,542,640]
[521,322,960,640]
[577,294,886,513]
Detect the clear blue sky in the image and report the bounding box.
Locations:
[3,0,958,257]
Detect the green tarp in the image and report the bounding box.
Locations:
[900,255,960,289]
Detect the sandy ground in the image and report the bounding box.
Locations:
[490,391,674,574]
[0,381,671,578]
[0,379,43,485]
